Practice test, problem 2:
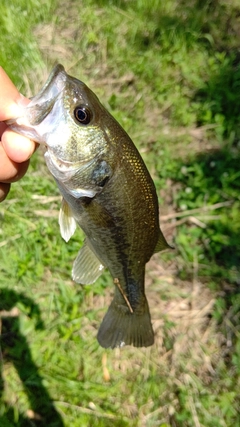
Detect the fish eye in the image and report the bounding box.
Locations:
[74,105,92,125]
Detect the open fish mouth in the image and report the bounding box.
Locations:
[29,64,67,106]
[5,65,65,124]
[5,64,68,144]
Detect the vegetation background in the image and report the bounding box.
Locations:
[0,0,239,426]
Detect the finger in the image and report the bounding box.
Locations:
[0,183,10,202]
[0,67,29,121]
[2,128,37,163]
[0,122,7,137]
[0,142,30,182]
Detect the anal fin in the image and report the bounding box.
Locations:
[72,240,105,284]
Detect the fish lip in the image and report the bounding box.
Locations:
[29,64,67,107]
[7,64,67,126]
[24,64,67,126]
[5,64,68,143]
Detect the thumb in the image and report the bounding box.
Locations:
[0,67,29,121]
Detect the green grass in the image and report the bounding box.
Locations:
[0,0,240,426]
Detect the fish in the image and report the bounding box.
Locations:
[6,64,170,349]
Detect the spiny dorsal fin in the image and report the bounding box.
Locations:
[72,240,105,284]
[59,198,77,242]
[154,229,173,253]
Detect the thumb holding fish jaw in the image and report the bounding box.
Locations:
[0,66,37,202]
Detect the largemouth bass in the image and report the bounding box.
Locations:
[7,64,170,348]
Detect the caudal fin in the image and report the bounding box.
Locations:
[97,296,154,349]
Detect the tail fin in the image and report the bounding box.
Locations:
[97,295,154,349]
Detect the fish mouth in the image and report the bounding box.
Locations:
[29,64,66,107]
[6,64,68,143]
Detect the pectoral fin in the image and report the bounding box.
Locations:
[72,240,105,284]
[59,198,77,242]
[154,229,173,253]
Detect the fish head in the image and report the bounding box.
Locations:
[7,64,118,198]
[7,64,111,165]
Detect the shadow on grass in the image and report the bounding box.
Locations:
[174,146,240,284]
[172,145,240,369]
[0,289,64,427]
[197,150,239,270]
[96,0,240,142]
[194,59,240,141]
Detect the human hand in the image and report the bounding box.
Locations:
[0,67,37,202]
